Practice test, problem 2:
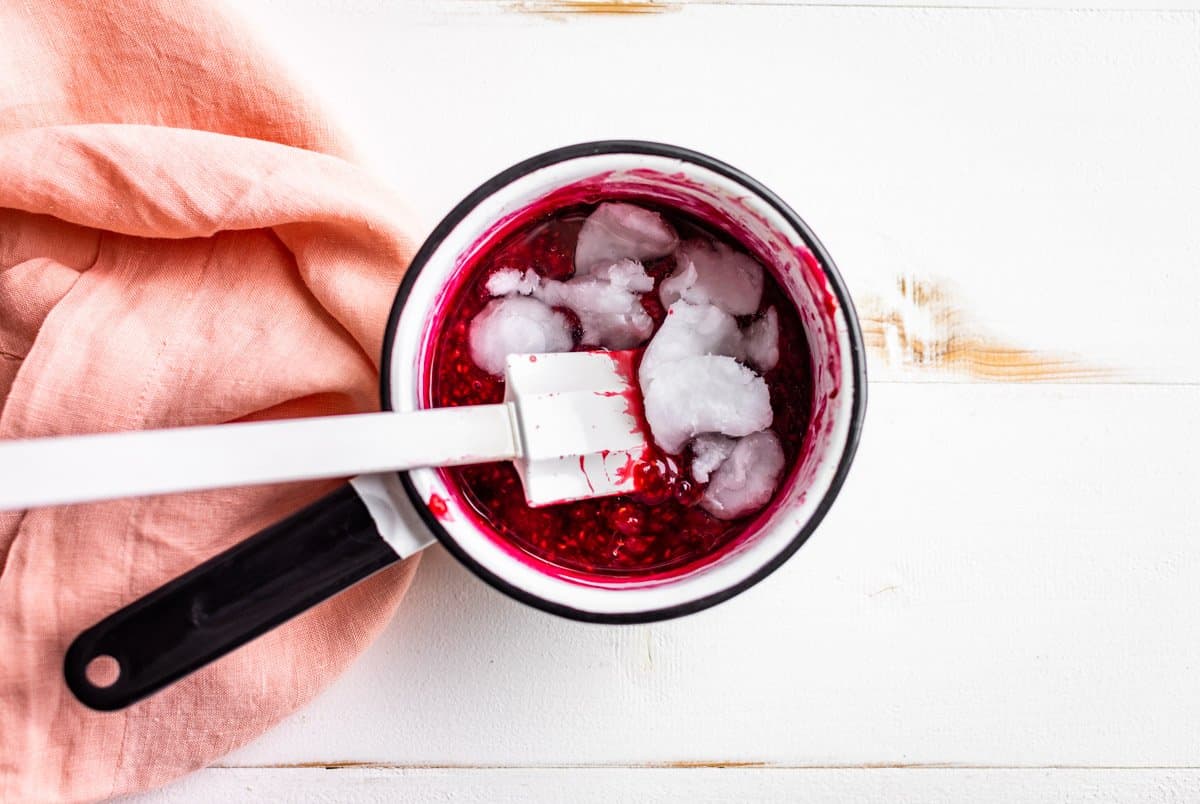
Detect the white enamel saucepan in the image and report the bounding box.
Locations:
[51,141,867,710]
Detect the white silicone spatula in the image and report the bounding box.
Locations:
[0,350,649,511]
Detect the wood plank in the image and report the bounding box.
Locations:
[203,384,1200,767]
[507,2,1200,11]
[108,2,1200,784]
[507,1,1200,10]
[125,767,1200,803]
[231,1,1200,383]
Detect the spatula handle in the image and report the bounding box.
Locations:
[0,405,516,510]
[63,483,399,710]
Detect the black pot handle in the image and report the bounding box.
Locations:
[63,483,400,711]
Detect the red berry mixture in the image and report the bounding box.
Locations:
[429,203,813,577]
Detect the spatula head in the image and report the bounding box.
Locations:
[503,350,649,507]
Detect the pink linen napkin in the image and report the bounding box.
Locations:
[0,1,421,800]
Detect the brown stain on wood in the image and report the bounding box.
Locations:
[664,760,770,769]
[507,0,678,17]
[270,760,380,769]
[860,276,1110,382]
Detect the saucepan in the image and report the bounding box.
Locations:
[56,140,866,710]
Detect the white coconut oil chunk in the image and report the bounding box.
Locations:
[639,299,773,453]
[485,268,540,297]
[660,239,765,316]
[638,300,742,379]
[701,430,786,520]
[742,306,780,372]
[468,295,574,376]
[574,202,679,276]
[537,259,655,349]
[690,433,737,483]
[642,355,771,454]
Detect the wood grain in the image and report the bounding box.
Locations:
[110,1,1200,799]
[859,276,1110,381]
[127,767,1200,802]
[507,0,678,16]
[229,0,1200,384]
[211,384,1200,769]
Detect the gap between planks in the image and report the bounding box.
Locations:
[213,762,1200,771]
[502,1,1200,13]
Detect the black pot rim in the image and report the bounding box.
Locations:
[379,140,868,624]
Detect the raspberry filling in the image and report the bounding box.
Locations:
[428,202,813,577]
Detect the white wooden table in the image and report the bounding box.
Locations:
[129,1,1200,800]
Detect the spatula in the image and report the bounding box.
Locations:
[0,350,649,511]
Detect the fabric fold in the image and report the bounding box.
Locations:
[0,1,423,800]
